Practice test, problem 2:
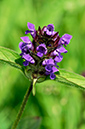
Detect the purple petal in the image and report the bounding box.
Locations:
[19,42,24,50]
[62,34,72,41]
[20,36,30,43]
[45,71,50,75]
[23,60,29,66]
[47,58,55,65]
[46,30,53,35]
[47,24,54,31]
[42,58,55,66]
[42,59,48,65]
[57,46,68,53]
[50,50,59,56]
[45,65,52,72]
[37,52,43,57]
[52,66,59,73]
[22,54,35,64]
[27,22,35,31]
[25,30,33,34]
[54,55,63,62]
[36,44,47,55]
[61,34,72,45]
[50,73,56,80]
[45,24,54,35]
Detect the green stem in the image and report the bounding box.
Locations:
[11,81,33,129]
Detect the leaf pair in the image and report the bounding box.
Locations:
[0,46,85,90]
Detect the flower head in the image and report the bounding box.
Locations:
[19,22,72,81]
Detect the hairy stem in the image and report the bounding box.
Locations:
[11,81,33,129]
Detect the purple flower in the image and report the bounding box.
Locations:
[54,54,63,62]
[45,65,52,72]
[44,24,54,35]
[42,58,58,79]
[36,44,47,57]
[59,34,72,46]
[19,22,72,80]
[19,42,29,55]
[22,54,35,66]
[25,22,36,38]
[20,36,32,49]
[42,58,55,66]
[50,73,56,80]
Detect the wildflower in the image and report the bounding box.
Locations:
[19,22,72,81]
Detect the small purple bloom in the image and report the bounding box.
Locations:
[19,22,72,80]
[22,54,35,64]
[44,24,54,35]
[52,66,59,73]
[59,34,72,45]
[45,65,52,72]
[25,22,36,38]
[54,54,63,62]
[42,58,55,66]
[20,36,32,49]
[23,60,29,66]
[50,73,56,80]
[57,46,67,53]
[27,22,35,31]
[21,36,30,43]
[37,44,47,57]
[19,42,29,54]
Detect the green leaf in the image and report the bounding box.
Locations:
[17,117,41,129]
[55,69,85,90]
[0,46,23,70]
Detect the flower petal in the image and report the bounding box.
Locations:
[47,24,54,31]
[52,66,59,73]
[57,46,67,53]
[19,42,24,50]
[22,54,35,64]
[50,73,56,80]
[54,55,63,62]
[45,65,52,72]
[23,60,29,66]
[61,34,72,45]
[37,52,43,57]
[27,22,35,31]
[21,36,30,43]
[25,30,33,34]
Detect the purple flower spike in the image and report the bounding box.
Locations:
[50,73,56,80]
[19,22,72,81]
[37,44,47,57]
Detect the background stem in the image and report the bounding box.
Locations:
[11,81,33,129]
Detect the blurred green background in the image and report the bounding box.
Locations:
[0,0,85,129]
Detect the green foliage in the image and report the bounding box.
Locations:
[0,46,23,70]
[56,69,85,90]
[17,117,41,129]
[0,0,85,129]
